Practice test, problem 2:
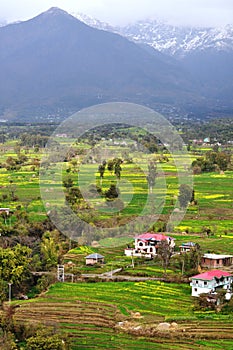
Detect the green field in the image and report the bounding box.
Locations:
[13,282,233,349]
[1,135,233,349]
[1,142,232,235]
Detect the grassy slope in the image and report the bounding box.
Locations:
[14,282,233,350]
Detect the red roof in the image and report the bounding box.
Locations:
[136,232,173,241]
[191,270,232,281]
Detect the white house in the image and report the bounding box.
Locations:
[190,270,232,297]
[179,241,197,253]
[0,208,10,215]
[125,232,175,258]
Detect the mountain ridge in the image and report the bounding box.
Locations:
[0,7,201,120]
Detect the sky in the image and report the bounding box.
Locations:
[0,0,233,27]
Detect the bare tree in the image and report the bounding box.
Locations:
[157,239,173,275]
[147,162,157,194]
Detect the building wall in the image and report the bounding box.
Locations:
[135,240,156,255]
[201,258,223,268]
[86,258,104,265]
[191,277,232,297]
[191,285,212,297]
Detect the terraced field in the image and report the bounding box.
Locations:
[13,281,233,349]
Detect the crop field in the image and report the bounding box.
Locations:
[13,281,233,349]
[0,139,232,235]
[0,132,233,349]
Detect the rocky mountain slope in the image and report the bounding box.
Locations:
[0,7,201,120]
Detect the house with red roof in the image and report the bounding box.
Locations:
[125,232,175,258]
[190,270,232,297]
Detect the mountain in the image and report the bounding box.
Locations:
[0,7,201,120]
[118,20,233,106]
[72,12,115,33]
[118,20,233,57]
[76,14,233,110]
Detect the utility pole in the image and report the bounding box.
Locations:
[131,251,134,269]
[8,283,12,303]
[57,265,65,282]
[181,258,185,275]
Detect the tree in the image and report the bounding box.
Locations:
[147,162,157,193]
[178,244,201,274]
[114,162,122,180]
[112,158,123,180]
[212,144,219,153]
[178,184,193,209]
[65,187,83,205]
[107,158,123,179]
[105,184,119,208]
[7,182,18,201]
[0,245,32,293]
[40,232,59,269]
[107,159,114,173]
[192,151,231,173]
[216,152,231,171]
[98,162,106,185]
[189,244,202,270]
[63,177,74,189]
[5,157,18,171]
[26,328,70,350]
[157,239,173,275]
[111,198,124,213]
[70,158,79,173]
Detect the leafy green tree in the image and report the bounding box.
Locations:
[0,245,32,299]
[216,152,231,171]
[105,184,119,201]
[65,187,83,205]
[41,232,59,269]
[192,151,231,173]
[26,328,70,350]
[7,182,18,201]
[62,177,74,189]
[114,162,122,179]
[107,159,114,173]
[98,162,106,184]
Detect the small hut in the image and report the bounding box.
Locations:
[85,253,104,266]
[202,254,233,268]
[179,242,196,253]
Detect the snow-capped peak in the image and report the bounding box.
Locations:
[118,20,233,56]
[71,12,233,57]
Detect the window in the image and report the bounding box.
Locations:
[217,259,219,264]
[196,280,198,284]
[194,288,197,292]
[204,281,207,286]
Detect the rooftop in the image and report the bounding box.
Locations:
[85,253,104,259]
[191,270,232,281]
[203,254,233,259]
[136,233,173,241]
[180,242,196,247]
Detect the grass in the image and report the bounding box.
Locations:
[13,281,233,349]
[0,142,232,235]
